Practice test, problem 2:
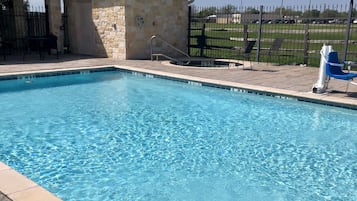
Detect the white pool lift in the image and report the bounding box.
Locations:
[312,44,333,94]
[312,44,357,93]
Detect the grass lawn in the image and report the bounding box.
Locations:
[189,22,357,67]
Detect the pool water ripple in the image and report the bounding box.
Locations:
[0,71,356,201]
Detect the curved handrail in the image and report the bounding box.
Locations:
[150,35,191,65]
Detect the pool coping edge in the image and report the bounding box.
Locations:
[0,64,356,200]
[113,65,357,110]
[0,162,61,201]
[0,64,356,110]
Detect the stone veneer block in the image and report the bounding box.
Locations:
[92,3,126,59]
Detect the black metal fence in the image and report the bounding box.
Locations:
[0,5,48,50]
[189,3,357,67]
[26,9,49,37]
[0,4,68,55]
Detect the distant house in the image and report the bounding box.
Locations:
[205,15,217,23]
[217,13,281,24]
[216,14,233,24]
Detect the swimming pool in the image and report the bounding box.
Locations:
[0,69,356,201]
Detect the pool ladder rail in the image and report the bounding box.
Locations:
[150,35,191,65]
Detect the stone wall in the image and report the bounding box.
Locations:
[90,0,188,59]
[14,0,186,59]
[124,0,188,59]
[45,0,63,52]
[92,0,126,59]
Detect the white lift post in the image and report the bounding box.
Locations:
[312,44,333,93]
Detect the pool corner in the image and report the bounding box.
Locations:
[0,162,61,201]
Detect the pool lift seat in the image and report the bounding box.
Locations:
[325,51,357,92]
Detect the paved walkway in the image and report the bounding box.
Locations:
[1,55,357,108]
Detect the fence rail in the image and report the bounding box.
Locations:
[189,3,357,67]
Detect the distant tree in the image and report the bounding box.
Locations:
[245,7,260,14]
[339,11,348,18]
[352,8,357,17]
[346,8,357,17]
[320,9,339,18]
[338,9,357,18]
[219,4,237,14]
[303,9,320,18]
[197,6,217,17]
[272,7,302,17]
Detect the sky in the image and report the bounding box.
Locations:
[27,0,44,7]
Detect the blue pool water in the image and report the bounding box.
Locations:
[0,70,356,201]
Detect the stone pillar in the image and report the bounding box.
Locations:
[66,0,97,56]
[45,0,63,52]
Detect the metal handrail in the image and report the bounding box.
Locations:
[150,35,191,65]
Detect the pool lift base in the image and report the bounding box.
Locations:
[312,44,333,94]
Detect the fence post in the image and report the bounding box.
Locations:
[243,24,248,47]
[45,5,50,36]
[198,23,206,57]
[188,6,191,56]
[256,5,263,62]
[13,5,27,48]
[343,0,354,61]
[303,23,310,65]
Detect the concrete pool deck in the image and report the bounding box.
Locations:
[1,55,357,108]
[0,55,357,200]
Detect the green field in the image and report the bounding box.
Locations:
[189,22,357,67]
